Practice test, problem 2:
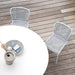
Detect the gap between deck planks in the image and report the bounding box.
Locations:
[0,0,75,75]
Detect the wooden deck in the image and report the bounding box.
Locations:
[0,0,75,75]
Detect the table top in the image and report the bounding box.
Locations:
[0,25,49,75]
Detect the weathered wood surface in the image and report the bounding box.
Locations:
[0,0,75,75]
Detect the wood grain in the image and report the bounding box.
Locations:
[0,0,75,75]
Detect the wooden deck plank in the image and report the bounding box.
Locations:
[0,0,75,16]
[0,0,70,9]
[61,7,75,13]
[0,0,75,75]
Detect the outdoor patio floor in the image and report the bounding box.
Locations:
[0,0,75,75]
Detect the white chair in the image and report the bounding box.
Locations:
[10,7,30,28]
[45,22,72,64]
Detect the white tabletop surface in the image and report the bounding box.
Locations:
[0,25,49,75]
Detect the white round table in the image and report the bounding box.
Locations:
[0,25,49,75]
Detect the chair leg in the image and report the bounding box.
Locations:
[55,55,59,64]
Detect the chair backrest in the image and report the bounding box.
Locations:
[10,7,30,27]
[54,22,72,41]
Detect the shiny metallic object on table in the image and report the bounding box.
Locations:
[6,40,24,56]
[4,51,15,65]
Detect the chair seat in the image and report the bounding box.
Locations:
[46,34,67,54]
[12,20,29,27]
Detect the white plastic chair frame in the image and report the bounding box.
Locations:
[45,22,72,64]
[10,7,30,28]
